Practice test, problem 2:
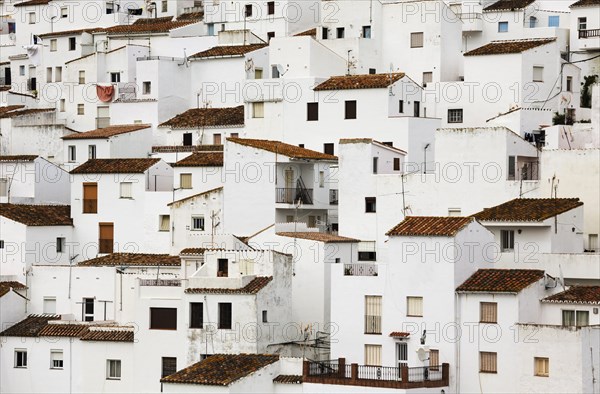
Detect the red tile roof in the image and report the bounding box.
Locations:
[0,155,38,162]
[472,198,583,222]
[38,28,102,38]
[14,0,52,6]
[70,158,161,174]
[228,138,337,160]
[543,286,600,305]
[0,281,27,298]
[177,11,204,20]
[273,375,303,384]
[386,217,474,237]
[161,354,279,385]
[0,315,61,337]
[389,332,411,338]
[185,276,273,295]
[21,321,134,341]
[80,327,135,342]
[159,106,244,129]
[570,0,600,7]
[38,323,89,337]
[314,73,406,91]
[190,44,267,59]
[0,105,25,115]
[483,0,536,11]
[62,124,151,140]
[172,152,224,167]
[0,204,72,226]
[101,17,199,35]
[168,187,223,207]
[0,108,55,118]
[464,38,556,56]
[78,253,181,267]
[277,232,359,243]
[152,145,223,153]
[295,28,317,37]
[456,269,545,293]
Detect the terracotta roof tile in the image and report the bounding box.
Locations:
[570,0,600,7]
[101,17,198,35]
[78,253,180,267]
[294,28,316,37]
[483,0,536,11]
[0,155,37,162]
[62,124,150,140]
[464,38,556,56]
[0,281,27,298]
[172,152,223,167]
[38,28,102,38]
[0,105,25,115]
[38,323,89,337]
[386,217,474,237]
[161,354,279,385]
[168,187,223,207]
[80,327,134,342]
[273,375,303,384]
[70,158,160,174]
[389,332,411,338]
[313,73,405,91]
[0,108,55,118]
[472,198,583,222]
[177,11,204,20]
[0,204,72,226]
[456,269,545,293]
[185,276,273,295]
[0,315,61,337]
[190,44,267,59]
[277,232,359,243]
[228,138,337,160]
[0,86,11,92]
[14,0,52,6]
[159,106,244,129]
[152,145,223,153]
[543,286,600,305]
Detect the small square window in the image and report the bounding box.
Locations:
[324,143,334,155]
[28,12,36,24]
[161,0,168,13]
[253,102,264,118]
[180,173,192,189]
[501,230,514,251]
[50,39,57,51]
[15,350,27,368]
[365,197,376,213]
[336,27,345,39]
[410,32,423,48]
[51,350,63,369]
[110,72,120,83]
[159,215,170,232]
[534,357,549,377]
[498,22,508,33]
[407,296,423,317]
[77,104,85,115]
[480,352,497,373]
[480,302,497,323]
[578,17,587,31]
[548,16,559,28]
[191,216,205,231]
[448,109,463,124]
[307,102,318,121]
[106,359,121,380]
[362,25,371,39]
[422,72,433,86]
[120,182,132,198]
[533,66,544,82]
[143,81,151,95]
[245,4,252,17]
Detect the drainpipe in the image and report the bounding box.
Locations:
[423,143,430,174]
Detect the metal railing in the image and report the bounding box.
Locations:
[139,279,181,287]
[307,360,339,376]
[276,188,313,204]
[329,189,338,205]
[458,12,482,20]
[364,314,381,334]
[579,29,600,39]
[345,263,378,277]
[358,365,400,380]
[408,366,443,382]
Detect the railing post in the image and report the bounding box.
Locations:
[338,358,346,379]
[442,363,449,385]
[401,365,409,382]
[302,360,309,378]
[351,363,358,382]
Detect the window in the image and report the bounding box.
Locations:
[562,310,589,327]
[508,156,516,180]
[324,143,334,155]
[150,308,177,330]
[28,12,36,24]
[213,133,222,145]
[191,216,205,231]
[106,2,115,14]
[190,303,203,329]
[364,296,382,334]
[399,100,404,113]
[365,197,376,213]
[498,21,508,33]
[336,27,345,39]
[110,72,120,83]
[372,157,378,174]
[45,67,52,83]
[180,173,192,189]
[307,102,318,121]
[161,0,168,12]
[480,352,497,373]
[480,302,498,323]
[448,109,463,123]
[322,27,329,39]
[218,259,228,277]
[345,100,357,119]
[88,145,96,160]
[14,350,27,368]
[143,81,151,95]
[182,133,193,146]
[407,296,423,317]
[566,76,573,92]
[83,183,98,213]
[120,182,132,198]
[363,25,371,39]
[422,72,433,87]
[8,22,15,34]
[69,37,76,51]
[50,39,57,51]
[82,297,94,321]
[98,223,113,254]
[548,16,559,28]
[67,145,76,163]
[158,215,170,232]
[51,350,63,369]
[271,65,280,78]
[319,171,325,188]
[43,297,56,314]
[0,178,6,197]
[533,66,544,82]
[578,17,587,31]
[364,344,381,366]
[59,99,66,112]
[56,237,65,253]
[529,16,537,28]
[106,360,121,380]
[78,71,85,84]
[448,208,462,217]
[253,102,264,118]
[589,234,599,251]
[262,310,268,323]
[61,7,68,18]
[500,230,514,251]
[245,4,252,17]
[55,67,62,82]
[19,66,25,76]
[410,32,423,48]
[0,240,4,249]
[393,158,401,171]
[430,349,440,370]
[267,1,275,15]
[218,303,232,329]
[162,357,176,378]
[254,68,263,79]
[414,101,420,117]
[358,241,376,261]
[369,68,376,74]
[77,104,85,115]
[534,357,549,377]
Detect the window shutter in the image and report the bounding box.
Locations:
[407,297,423,316]
[358,241,376,252]
[429,349,439,369]
[480,352,497,373]
[364,345,382,366]
[150,308,177,330]
[160,215,170,231]
[480,302,497,323]
[253,102,264,118]
[365,296,382,334]
[411,32,424,48]
[120,182,132,198]
[180,174,192,189]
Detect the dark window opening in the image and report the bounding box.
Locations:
[150,307,177,330]
[218,303,232,329]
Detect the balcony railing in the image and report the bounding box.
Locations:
[579,29,600,39]
[345,263,378,277]
[329,189,338,205]
[364,314,381,335]
[304,359,449,389]
[139,279,181,287]
[276,188,313,205]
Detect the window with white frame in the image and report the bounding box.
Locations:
[407,296,423,317]
[180,173,192,189]
[120,182,132,199]
[534,357,549,377]
[578,17,587,31]
[500,230,514,251]
[448,208,462,216]
[14,349,27,368]
[28,12,36,24]
[448,109,463,123]
[191,216,205,231]
[498,21,508,32]
[79,70,85,84]
[106,359,121,380]
[61,7,68,18]
[50,350,63,369]
[562,310,589,327]
[88,145,96,159]
[110,72,120,83]
[68,146,76,162]
[77,104,85,115]
[422,72,433,86]
[159,215,170,232]
[253,102,264,118]
[533,66,544,82]
[43,297,57,314]
[548,15,559,28]
[50,39,57,51]
[358,241,376,261]
[364,344,382,366]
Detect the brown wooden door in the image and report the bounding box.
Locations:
[83,183,98,213]
[98,223,113,254]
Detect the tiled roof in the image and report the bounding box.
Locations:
[386,217,474,237]
[14,0,52,6]
[0,86,11,92]
[62,124,151,140]
[177,11,204,20]
[295,28,317,37]
[0,108,55,118]
[168,187,223,207]
[70,158,160,174]
[80,327,135,342]
[543,286,600,305]
[389,332,411,338]
[101,17,199,35]
[273,375,303,384]
[228,138,337,160]
[0,315,61,337]
[64,52,96,65]
[0,105,25,115]
[161,354,279,386]
[472,198,583,222]
[313,73,405,91]
[0,281,27,297]
[190,44,267,59]
[38,323,89,337]
[277,232,359,243]
[0,204,73,226]
[159,106,244,129]
[483,0,536,11]
[570,0,600,7]
[185,276,273,295]
[38,28,102,38]
[78,253,181,267]
[339,138,408,154]
[456,269,545,293]
[152,145,223,153]
[25,321,134,341]
[172,152,224,167]
[0,155,37,162]
[464,38,556,56]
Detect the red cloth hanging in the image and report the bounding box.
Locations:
[96,85,115,102]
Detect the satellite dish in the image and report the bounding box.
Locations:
[276,64,286,75]
[416,347,429,362]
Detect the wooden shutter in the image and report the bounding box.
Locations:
[345,100,357,119]
[430,349,439,370]
[162,357,177,378]
[364,345,381,366]
[190,303,203,329]
[159,215,170,232]
[480,302,498,323]
[364,296,382,334]
[218,303,232,329]
[150,307,177,330]
[394,158,401,171]
[307,102,319,121]
[534,357,549,376]
[180,174,192,189]
[83,183,98,213]
[411,32,424,48]
[98,223,113,254]
[480,352,497,373]
[407,297,423,317]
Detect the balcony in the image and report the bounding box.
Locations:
[344,263,377,277]
[579,29,600,39]
[276,188,313,205]
[139,279,181,287]
[303,359,449,389]
[458,13,483,32]
[329,189,338,205]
